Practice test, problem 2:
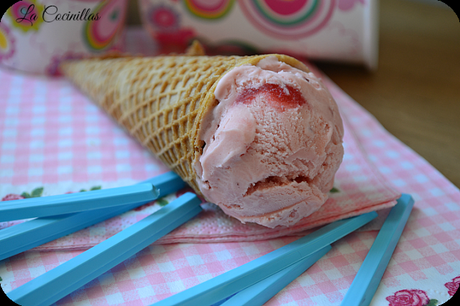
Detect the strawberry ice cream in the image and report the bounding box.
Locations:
[193,56,344,228]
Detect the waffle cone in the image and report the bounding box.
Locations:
[61,50,309,195]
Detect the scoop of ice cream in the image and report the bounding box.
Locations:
[194,56,344,228]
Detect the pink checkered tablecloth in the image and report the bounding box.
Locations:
[1,29,459,305]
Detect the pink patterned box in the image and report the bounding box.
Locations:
[139,0,379,69]
[0,0,127,75]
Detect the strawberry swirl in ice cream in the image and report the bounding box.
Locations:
[194,56,344,228]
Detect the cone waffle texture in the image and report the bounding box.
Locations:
[61,53,309,195]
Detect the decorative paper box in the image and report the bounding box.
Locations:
[0,0,127,75]
[139,0,379,69]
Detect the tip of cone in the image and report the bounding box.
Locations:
[185,41,206,57]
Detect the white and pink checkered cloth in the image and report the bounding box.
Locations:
[0,29,459,305]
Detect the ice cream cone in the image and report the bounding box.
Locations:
[60,47,309,195]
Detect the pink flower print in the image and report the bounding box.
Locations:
[445,276,460,296]
[2,187,43,200]
[1,194,25,201]
[0,23,16,61]
[386,289,430,306]
[155,28,196,53]
[147,4,180,32]
[7,0,45,32]
[338,0,365,11]
[176,187,206,202]
[133,202,156,211]
[175,187,196,199]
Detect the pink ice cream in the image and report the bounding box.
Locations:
[194,56,344,228]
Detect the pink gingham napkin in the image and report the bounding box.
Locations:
[0,41,400,250]
[1,28,459,306]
